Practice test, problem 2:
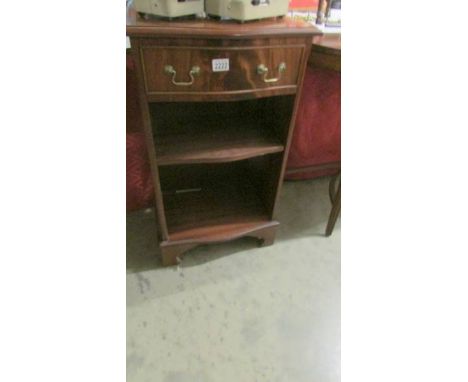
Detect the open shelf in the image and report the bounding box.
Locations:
[149,99,286,166]
[159,162,271,242]
[155,121,284,165]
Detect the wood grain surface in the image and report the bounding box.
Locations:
[155,124,284,165]
[127,9,321,39]
[149,99,285,165]
[309,33,341,71]
[127,10,320,264]
[141,44,303,97]
[159,163,271,239]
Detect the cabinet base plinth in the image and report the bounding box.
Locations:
[160,244,197,266]
[159,222,278,266]
[257,225,276,247]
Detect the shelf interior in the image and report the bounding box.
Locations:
[149,98,290,165]
[159,162,272,242]
[154,120,283,165]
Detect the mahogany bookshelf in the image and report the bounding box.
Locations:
[127,14,321,265]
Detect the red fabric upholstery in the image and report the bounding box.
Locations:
[127,132,154,211]
[126,55,143,133]
[285,66,341,180]
[127,55,154,211]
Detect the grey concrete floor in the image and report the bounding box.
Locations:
[127,177,340,382]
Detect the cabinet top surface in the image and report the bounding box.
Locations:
[126,8,322,38]
[313,34,341,54]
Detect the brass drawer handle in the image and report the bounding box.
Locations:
[256,62,286,83]
[164,65,200,86]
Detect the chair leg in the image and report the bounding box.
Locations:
[326,180,341,236]
[329,171,340,203]
[329,174,337,203]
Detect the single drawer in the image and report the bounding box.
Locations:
[140,45,303,96]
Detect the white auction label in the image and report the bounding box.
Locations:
[212,58,229,72]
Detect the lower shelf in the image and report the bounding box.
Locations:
[160,163,271,242]
[163,220,278,244]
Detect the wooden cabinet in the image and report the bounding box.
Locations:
[127,14,320,266]
[140,44,303,95]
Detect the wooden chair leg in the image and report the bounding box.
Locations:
[329,172,340,203]
[326,179,341,236]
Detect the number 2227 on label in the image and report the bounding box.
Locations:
[212,58,229,72]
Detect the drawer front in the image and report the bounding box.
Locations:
[140,46,303,96]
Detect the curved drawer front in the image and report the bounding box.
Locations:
[140,46,303,97]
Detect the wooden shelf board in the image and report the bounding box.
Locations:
[161,169,271,242]
[155,124,284,165]
[165,220,277,244]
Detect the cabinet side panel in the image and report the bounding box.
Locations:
[269,37,313,219]
[130,38,169,240]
